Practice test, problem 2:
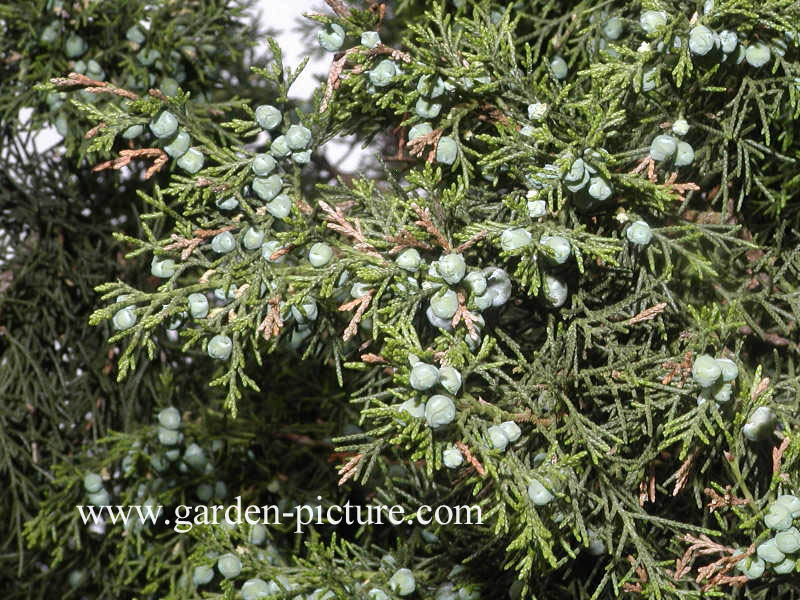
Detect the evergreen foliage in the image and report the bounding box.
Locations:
[2,0,800,598]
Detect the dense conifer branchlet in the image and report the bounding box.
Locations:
[3,0,800,598]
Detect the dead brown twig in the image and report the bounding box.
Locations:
[627,302,667,325]
[453,230,487,254]
[662,172,700,203]
[318,200,383,259]
[337,453,364,486]
[163,225,236,260]
[51,72,138,100]
[454,441,486,477]
[451,291,480,340]
[406,129,443,164]
[92,148,168,180]
[339,291,373,341]
[703,486,748,512]
[411,203,450,251]
[772,436,791,480]
[638,462,656,506]
[384,230,433,255]
[674,534,751,591]
[257,296,284,341]
[671,449,698,496]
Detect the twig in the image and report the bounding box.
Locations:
[318,200,383,259]
[163,225,236,260]
[675,534,752,590]
[384,230,433,254]
[451,291,479,340]
[406,129,443,164]
[360,353,387,364]
[627,302,667,325]
[638,463,656,506]
[772,436,790,479]
[411,203,450,251]
[704,486,748,512]
[453,230,486,254]
[750,376,770,401]
[323,0,350,17]
[454,441,486,477]
[92,148,168,180]
[84,122,106,139]
[339,291,373,341]
[257,296,283,341]
[662,172,700,203]
[50,72,138,100]
[338,453,364,486]
[672,449,698,496]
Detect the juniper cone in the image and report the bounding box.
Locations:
[2,0,800,598]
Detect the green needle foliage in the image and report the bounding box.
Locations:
[2,0,800,598]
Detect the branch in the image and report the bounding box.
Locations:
[451,291,479,340]
[339,291,373,341]
[257,296,284,341]
[454,441,486,477]
[92,148,168,180]
[50,72,138,100]
[411,203,450,251]
[318,200,383,259]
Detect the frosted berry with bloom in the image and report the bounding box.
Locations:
[425,395,456,428]
[501,228,532,252]
[286,124,312,150]
[745,43,771,68]
[188,293,209,318]
[689,26,716,56]
[177,148,204,173]
[527,102,547,121]
[742,406,776,441]
[151,257,176,278]
[361,31,381,48]
[318,23,345,52]
[150,111,179,139]
[626,221,652,246]
[308,242,333,267]
[158,406,181,429]
[528,199,547,218]
[672,118,690,136]
[640,10,667,33]
[408,122,433,141]
[691,354,721,388]
[410,362,439,391]
[396,248,421,271]
[527,478,555,505]
[487,425,510,451]
[255,105,282,131]
[389,568,416,596]
[438,366,462,394]
[252,153,277,177]
[415,97,442,118]
[216,553,242,579]
[436,137,458,165]
[442,445,463,469]
[437,253,466,285]
[369,59,397,87]
[253,175,283,202]
[211,231,236,254]
[164,131,191,158]
[243,228,265,251]
[84,473,103,493]
[207,335,233,361]
[543,274,568,308]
